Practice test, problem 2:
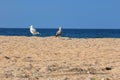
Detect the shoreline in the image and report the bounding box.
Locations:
[0,35,120,39]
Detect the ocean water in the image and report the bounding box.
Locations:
[0,28,120,38]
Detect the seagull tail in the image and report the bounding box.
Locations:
[56,34,61,37]
[55,35,58,37]
[36,32,39,34]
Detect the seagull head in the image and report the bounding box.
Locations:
[30,25,33,29]
[59,27,62,30]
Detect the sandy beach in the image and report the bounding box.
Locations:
[0,36,120,80]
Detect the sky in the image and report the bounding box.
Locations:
[0,0,120,29]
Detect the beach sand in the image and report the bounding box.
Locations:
[0,36,120,80]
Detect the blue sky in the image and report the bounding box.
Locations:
[0,0,120,29]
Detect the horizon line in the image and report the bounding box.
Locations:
[0,27,120,29]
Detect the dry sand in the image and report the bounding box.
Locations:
[0,36,120,80]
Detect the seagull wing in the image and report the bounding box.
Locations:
[31,28,37,33]
[56,30,60,35]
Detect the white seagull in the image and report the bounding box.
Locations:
[30,25,40,36]
[56,27,62,37]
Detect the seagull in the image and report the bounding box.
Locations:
[30,25,40,36]
[56,27,62,37]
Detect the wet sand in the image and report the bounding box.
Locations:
[0,36,120,80]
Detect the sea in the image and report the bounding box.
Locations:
[0,28,120,38]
